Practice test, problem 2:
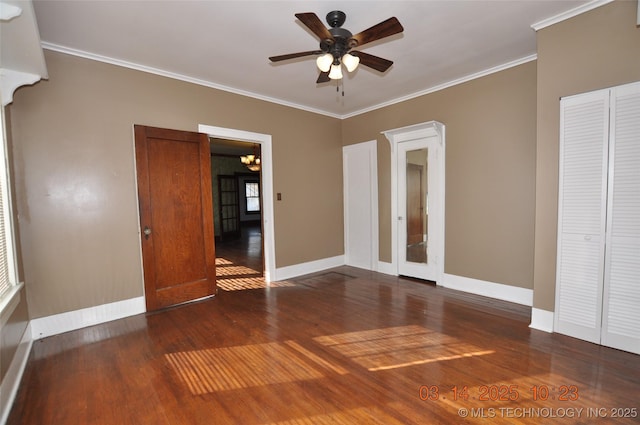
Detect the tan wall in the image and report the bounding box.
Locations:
[8,50,343,319]
[343,62,537,289]
[533,0,640,311]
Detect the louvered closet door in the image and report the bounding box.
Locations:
[555,90,610,344]
[601,83,640,355]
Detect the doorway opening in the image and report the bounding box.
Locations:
[210,138,265,291]
[199,124,276,288]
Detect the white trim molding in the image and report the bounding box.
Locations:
[275,255,345,282]
[0,282,23,328]
[531,0,614,31]
[198,124,276,284]
[30,296,145,340]
[383,121,446,284]
[530,308,555,333]
[43,42,341,119]
[345,55,536,119]
[0,69,42,106]
[0,322,32,425]
[0,0,48,106]
[376,261,396,276]
[440,274,533,307]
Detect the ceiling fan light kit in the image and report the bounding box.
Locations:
[328,63,343,80]
[341,53,360,73]
[269,10,403,84]
[316,53,333,72]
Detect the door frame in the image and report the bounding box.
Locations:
[198,124,276,283]
[383,121,445,283]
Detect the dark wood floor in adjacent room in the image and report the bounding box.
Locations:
[8,267,640,424]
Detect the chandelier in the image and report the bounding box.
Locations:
[240,145,261,172]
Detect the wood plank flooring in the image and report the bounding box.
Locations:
[7,267,640,424]
[215,223,267,291]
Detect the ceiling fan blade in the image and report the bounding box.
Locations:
[317,71,330,84]
[295,12,333,41]
[350,17,404,47]
[269,50,322,62]
[353,51,393,73]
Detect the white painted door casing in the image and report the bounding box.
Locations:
[383,121,445,283]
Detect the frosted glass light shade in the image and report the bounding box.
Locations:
[342,53,360,72]
[316,54,333,72]
[328,64,343,80]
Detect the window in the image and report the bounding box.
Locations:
[245,181,260,213]
[0,110,18,306]
[0,174,10,299]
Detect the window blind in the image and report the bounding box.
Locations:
[0,172,9,299]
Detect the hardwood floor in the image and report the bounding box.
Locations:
[7,266,640,424]
[215,223,270,291]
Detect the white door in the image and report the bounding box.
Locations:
[343,141,378,270]
[397,137,440,281]
[601,82,640,355]
[554,89,609,344]
[555,81,640,355]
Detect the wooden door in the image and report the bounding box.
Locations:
[134,125,216,311]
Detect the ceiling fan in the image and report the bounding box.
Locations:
[269,11,404,84]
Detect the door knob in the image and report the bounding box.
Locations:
[143,226,152,240]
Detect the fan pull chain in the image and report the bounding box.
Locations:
[335,78,345,99]
[336,78,344,97]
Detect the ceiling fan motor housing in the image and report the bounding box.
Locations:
[321,27,356,61]
[326,10,346,28]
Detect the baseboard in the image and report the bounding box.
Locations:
[440,274,533,306]
[30,296,146,340]
[529,308,554,333]
[274,255,345,282]
[26,254,346,340]
[0,322,33,425]
[376,261,396,276]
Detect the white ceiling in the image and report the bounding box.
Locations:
[32,0,597,118]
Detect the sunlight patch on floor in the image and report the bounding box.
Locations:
[215,256,297,291]
[314,325,493,372]
[216,264,261,277]
[166,340,343,395]
[217,277,297,291]
[215,257,234,265]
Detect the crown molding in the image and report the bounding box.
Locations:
[42,42,541,121]
[531,0,614,31]
[38,0,615,120]
[40,42,342,119]
[343,54,537,119]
